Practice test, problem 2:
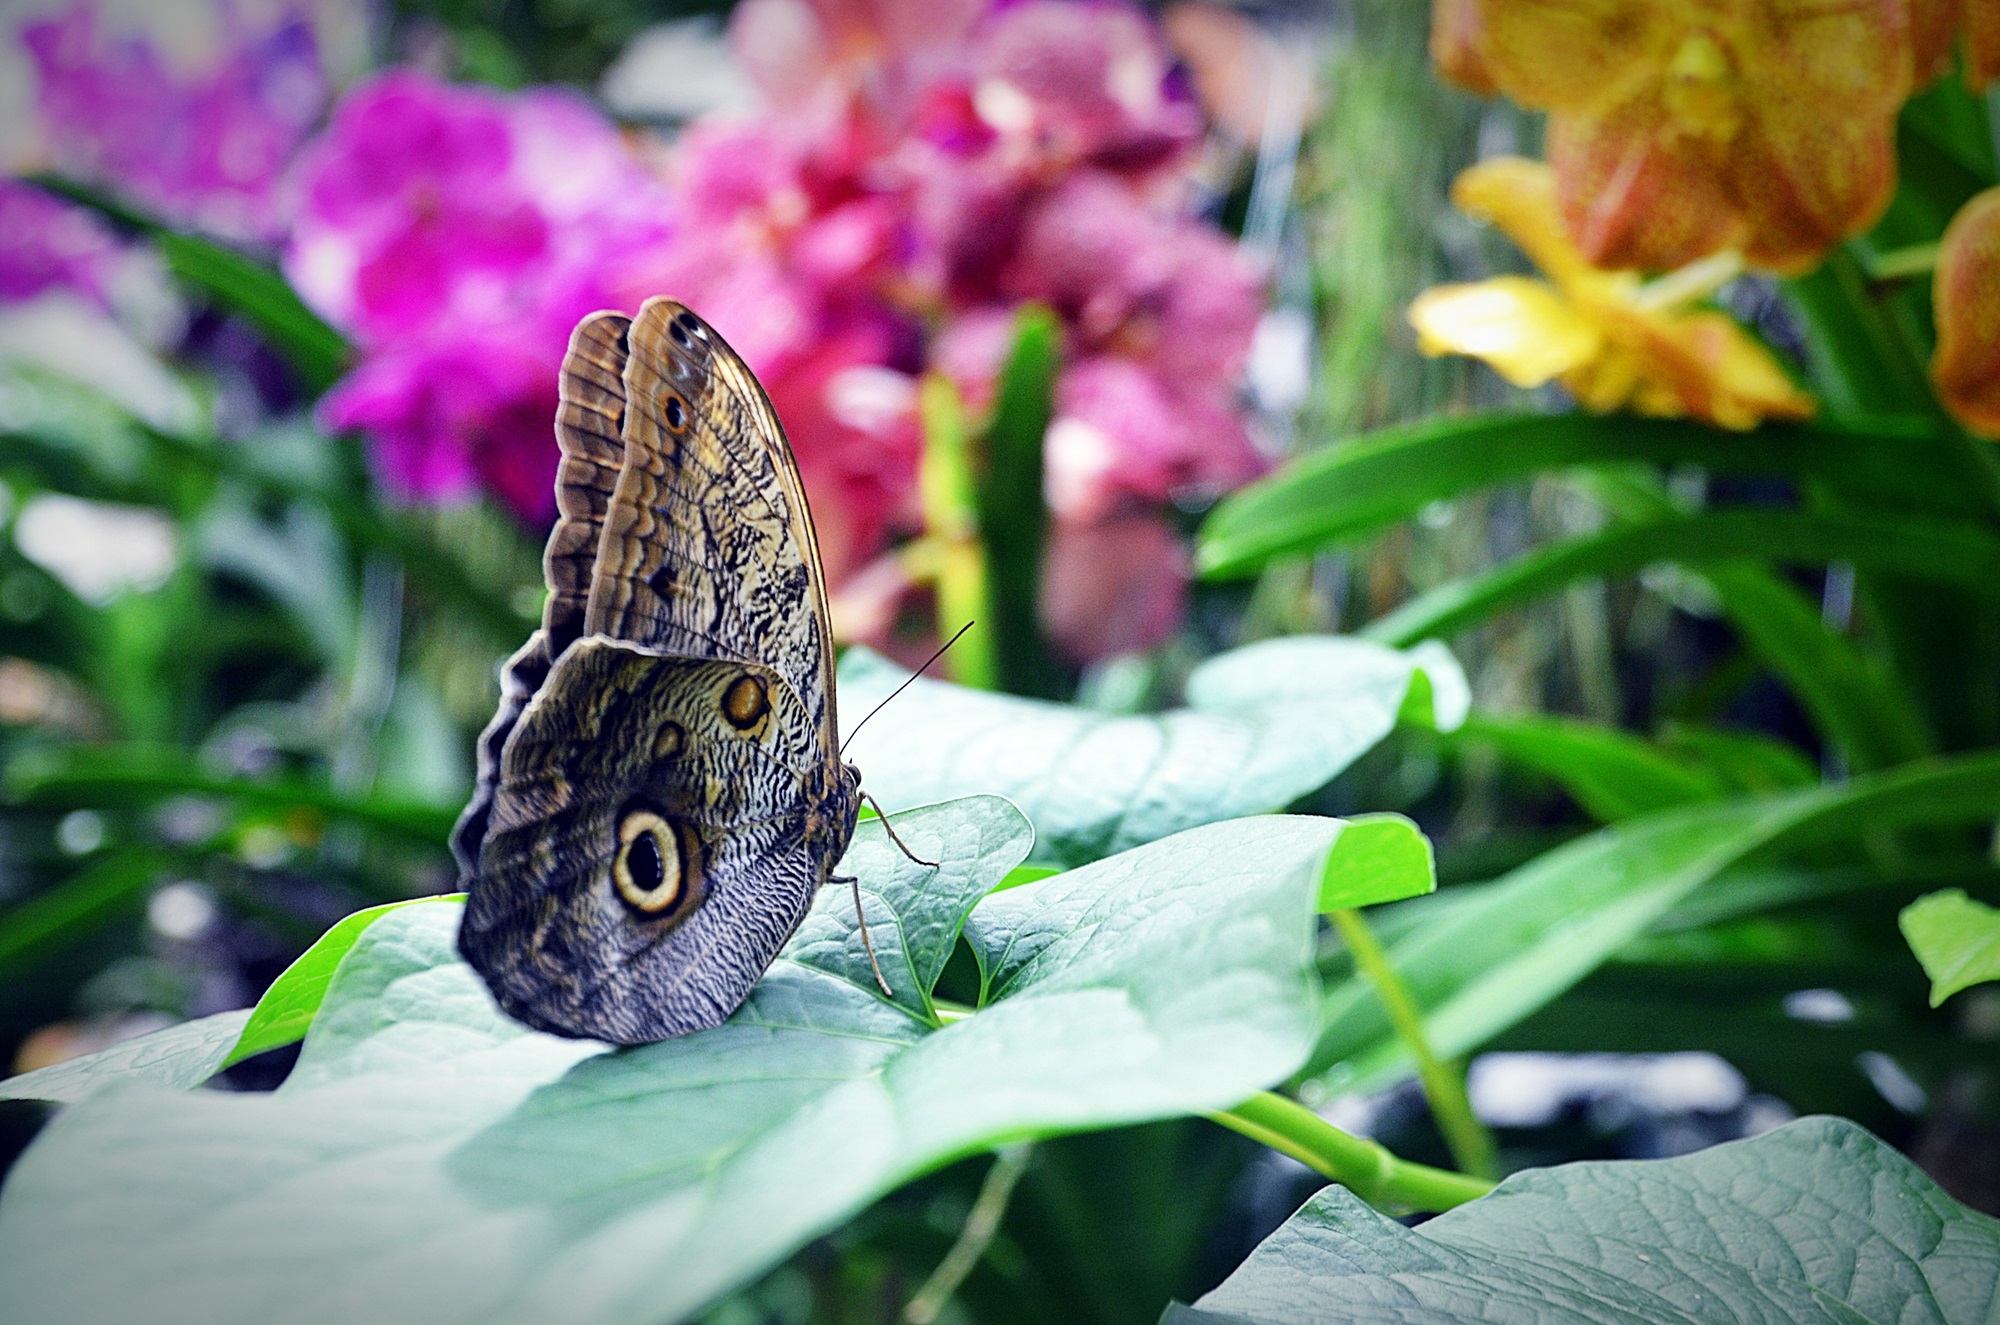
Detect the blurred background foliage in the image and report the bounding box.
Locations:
[2,0,1999,1320]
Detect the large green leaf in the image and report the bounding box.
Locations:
[1165,1116,2000,1324]
[1306,752,2000,1098]
[839,636,1465,866]
[0,797,1347,1325]
[1197,412,1995,579]
[1900,888,2000,1007]
[0,1011,252,1105]
[221,896,465,1068]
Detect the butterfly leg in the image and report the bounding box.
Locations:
[832,872,895,997]
[863,792,940,869]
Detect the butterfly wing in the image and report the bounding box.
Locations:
[455,299,859,1044]
[585,297,841,744]
[459,641,842,1043]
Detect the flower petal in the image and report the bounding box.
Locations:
[1934,187,2000,438]
[1409,277,1601,387]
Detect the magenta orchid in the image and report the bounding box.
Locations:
[286,74,679,518]
[23,4,325,243]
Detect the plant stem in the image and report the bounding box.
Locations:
[903,1143,1034,1324]
[1209,1091,1493,1212]
[1329,908,1498,1179]
[1865,242,1941,281]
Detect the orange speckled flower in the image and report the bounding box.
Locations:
[1410,157,1816,430]
[1911,0,2000,88]
[1434,0,1914,274]
[1933,186,2000,438]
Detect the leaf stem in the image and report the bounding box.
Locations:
[903,1143,1034,1324]
[1208,1091,1492,1212]
[1330,908,1498,1179]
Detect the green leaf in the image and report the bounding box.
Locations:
[25,175,352,394]
[0,1011,251,1105]
[1319,814,1434,912]
[977,304,1062,699]
[1166,1116,2000,1325]
[840,635,1463,866]
[1197,412,1997,579]
[1450,713,1726,823]
[5,745,458,847]
[220,896,463,1070]
[1306,751,2000,1098]
[1658,722,1816,794]
[0,798,1343,1324]
[1900,889,2000,1007]
[0,851,157,979]
[1362,509,2000,649]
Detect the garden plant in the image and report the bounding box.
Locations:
[0,1,1998,1322]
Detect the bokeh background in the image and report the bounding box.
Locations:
[2,0,1998,1318]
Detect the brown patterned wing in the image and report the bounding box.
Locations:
[543,310,634,660]
[455,639,859,1043]
[583,297,840,748]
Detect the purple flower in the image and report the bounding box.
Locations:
[289,72,679,519]
[23,4,326,242]
[0,179,121,305]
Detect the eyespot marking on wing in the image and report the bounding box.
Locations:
[652,720,685,760]
[612,809,703,918]
[721,672,770,731]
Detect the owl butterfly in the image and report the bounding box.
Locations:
[452,297,918,1045]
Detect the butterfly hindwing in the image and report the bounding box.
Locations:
[458,641,850,1042]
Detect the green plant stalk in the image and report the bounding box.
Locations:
[919,373,996,690]
[975,305,1062,698]
[1329,908,1498,1179]
[903,1142,1034,1324]
[1209,1091,1492,1212]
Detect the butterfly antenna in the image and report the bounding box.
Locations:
[840,620,975,756]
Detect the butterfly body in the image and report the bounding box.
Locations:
[452,299,861,1045]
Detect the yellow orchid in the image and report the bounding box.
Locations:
[1410,158,1816,431]
[1432,0,1914,275]
[1933,186,2000,439]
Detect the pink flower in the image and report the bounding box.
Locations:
[24,4,325,242]
[0,180,121,305]
[1039,508,1189,661]
[290,72,678,518]
[971,0,1201,174]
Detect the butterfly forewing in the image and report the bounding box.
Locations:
[543,310,633,659]
[585,298,839,745]
[455,298,861,1045]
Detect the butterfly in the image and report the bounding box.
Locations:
[451,297,915,1045]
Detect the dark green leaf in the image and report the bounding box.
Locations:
[1450,713,1726,822]
[977,304,1062,698]
[1362,509,2000,648]
[1167,1117,2000,1325]
[0,851,157,980]
[1306,751,2000,1097]
[1197,412,1995,579]
[26,175,351,395]
[5,745,458,847]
